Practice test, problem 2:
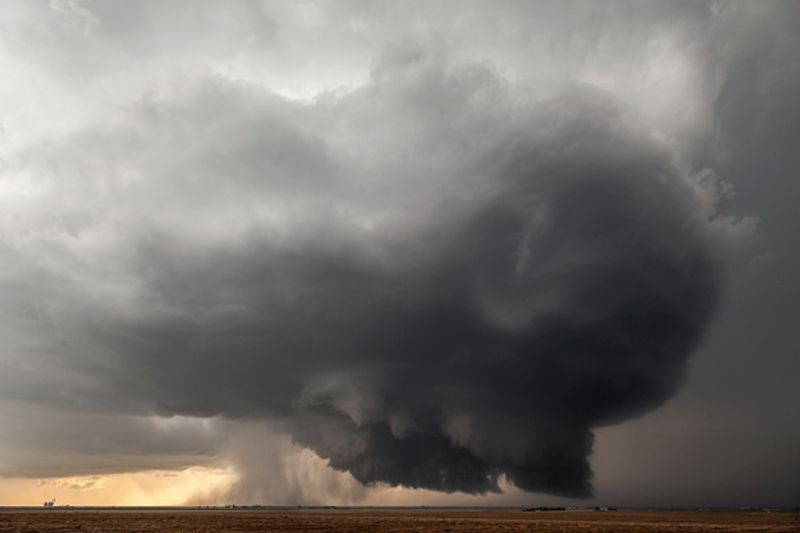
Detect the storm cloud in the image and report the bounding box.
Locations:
[1,44,730,497]
[1,0,796,506]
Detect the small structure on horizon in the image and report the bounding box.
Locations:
[43,498,55,508]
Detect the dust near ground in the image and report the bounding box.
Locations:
[0,508,798,532]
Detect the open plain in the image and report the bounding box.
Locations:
[0,508,797,532]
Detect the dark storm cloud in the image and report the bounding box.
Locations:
[4,0,795,506]
[2,50,728,497]
[280,90,724,497]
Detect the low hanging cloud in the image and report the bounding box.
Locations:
[38,476,111,491]
[0,41,738,500]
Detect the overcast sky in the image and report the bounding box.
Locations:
[0,0,798,508]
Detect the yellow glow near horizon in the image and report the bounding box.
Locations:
[0,466,237,507]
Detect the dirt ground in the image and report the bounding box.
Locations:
[0,508,797,532]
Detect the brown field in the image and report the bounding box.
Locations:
[0,508,797,532]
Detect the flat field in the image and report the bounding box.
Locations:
[0,508,797,532]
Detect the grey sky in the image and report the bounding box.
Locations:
[0,1,798,507]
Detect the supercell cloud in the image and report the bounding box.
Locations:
[1,0,797,506]
[1,48,727,497]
